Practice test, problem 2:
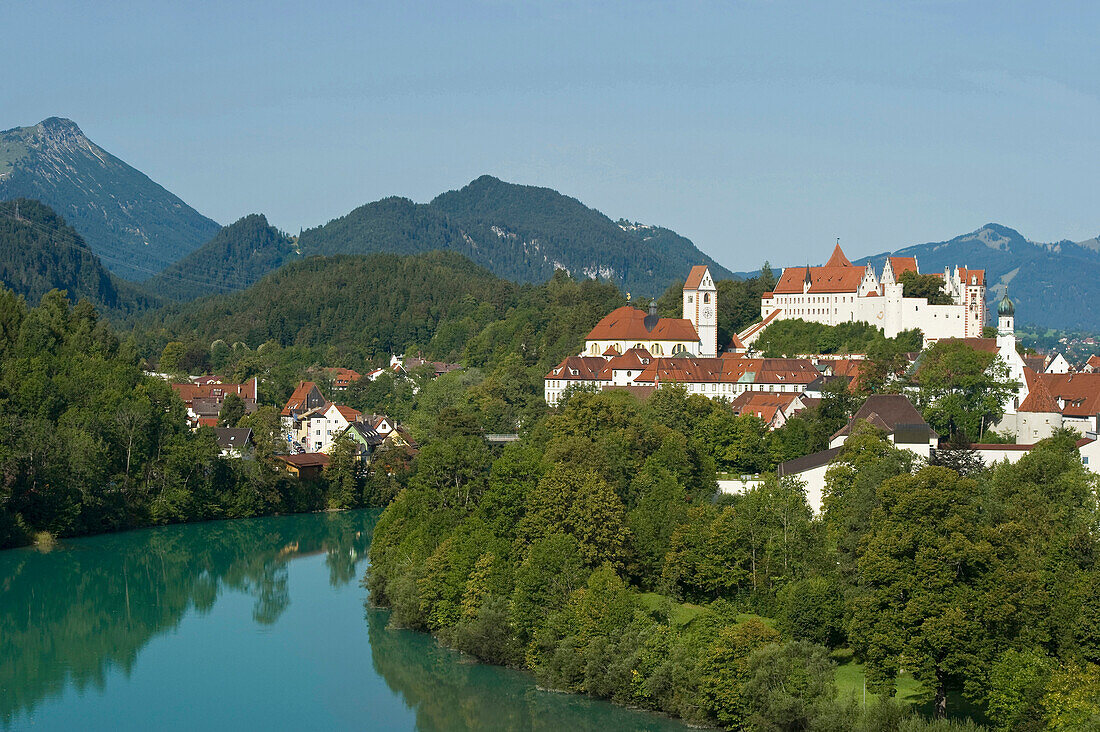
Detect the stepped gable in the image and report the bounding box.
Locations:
[1019,376,1060,414]
[585,305,698,342]
[889,257,918,277]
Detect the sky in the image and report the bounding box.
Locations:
[3,0,1099,269]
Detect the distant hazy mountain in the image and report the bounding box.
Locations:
[297,175,733,296]
[854,224,1100,331]
[0,198,157,314]
[145,214,297,301]
[0,118,219,281]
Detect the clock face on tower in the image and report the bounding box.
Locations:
[702,306,713,319]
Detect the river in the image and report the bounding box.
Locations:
[0,510,691,731]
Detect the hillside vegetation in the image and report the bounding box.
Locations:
[0,199,158,314]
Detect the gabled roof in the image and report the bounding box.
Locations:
[585,306,699,342]
[889,257,918,277]
[282,381,322,416]
[1087,355,1100,370]
[214,428,253,449]
[825,243,853,268]
[1036,372,1100,417]
[684,265,711,290]
[957,267,986,287]
[172,378,258,406]
[938,337,1000,355]
[333,405,362,422]
[832,394,936,442]
[597,348,653,378]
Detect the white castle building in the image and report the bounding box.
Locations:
[757,244,986,343]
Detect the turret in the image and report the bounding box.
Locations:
[997,291,1015,336]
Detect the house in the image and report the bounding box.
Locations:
[779,394,937,514]
[171,377,259,430]
[300,403,362,454]
[1083,355,1100,373]
[971,437,1100,472]
[335,421,385,461]
[214,427,254,458]
[828,394,939,456]
[729,392,815,430]
[281,381,326,418]
[323,368,363,390]
[394,355,463,377]
[277,453,330,480]
[1046,353,1072,374]
[758,242,986,342]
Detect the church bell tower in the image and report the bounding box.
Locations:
[683,265,718,357]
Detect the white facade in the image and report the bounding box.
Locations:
[683,266,718,358]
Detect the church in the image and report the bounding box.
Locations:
[582,265,718,358]
[756,243,985,344]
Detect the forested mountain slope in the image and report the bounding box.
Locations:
[0,199,158,314]
[144,214,297,301]
[0,118,219,280]
[296,175,733,296]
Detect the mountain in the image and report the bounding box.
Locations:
[144,214,297,301]
[297,175,733,296]
[854,224,1100,331]
[0,118,219,281]
[148,250,519,356]
[0,198,158,314]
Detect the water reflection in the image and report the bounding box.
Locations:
[0,511,375,726]
[367,607,689,731]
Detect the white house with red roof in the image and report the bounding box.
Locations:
[757,243,985,343]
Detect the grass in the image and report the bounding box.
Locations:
[636,592,708,627]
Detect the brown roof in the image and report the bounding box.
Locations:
[597,348,653,378]
[585,306,699,342]
[631,355,819,386]
[282,381,321,416]
[778,446,844,476]
[1037,373,1100,417]
[1022,355,1047,373]
[773,265,865,294]
[825,243,853,268]
[939,337,1000,354]
[737,308,782,342]
[334,405,362,422]
[730,391,801,414]
[546,356,606,381]
[684,265,710,290]
[324,367,363,387]
[1019,378,1060,414]
[278,453,331,469]
[958,267,985,287]
[889,257,918,277]
[172,378,258,406]
[1088,355,1100,369]
[832,394,935,441]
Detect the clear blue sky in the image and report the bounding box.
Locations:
[3,1,1098,268]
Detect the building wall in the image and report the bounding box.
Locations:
[583,338,698,358]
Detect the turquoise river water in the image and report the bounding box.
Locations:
[0,510,691,731]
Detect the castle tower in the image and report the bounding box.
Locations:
[683,265,717,357]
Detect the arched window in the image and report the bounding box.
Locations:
[589,343,599,355]
[703,293,710,303]
[672,344,685,355]
[633,343,643,351]
[651,343,664,356]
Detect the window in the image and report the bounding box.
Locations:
[688,295,693,303]
[703,293,710,303]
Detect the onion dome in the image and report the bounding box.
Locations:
[997,291,1015,316]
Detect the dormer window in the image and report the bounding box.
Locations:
[570,369,579,376]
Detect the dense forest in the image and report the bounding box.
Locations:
[0,199,157,315]
[368,382,1100,731]
[144,214,298,301]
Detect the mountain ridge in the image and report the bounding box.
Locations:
[0,117,219,281]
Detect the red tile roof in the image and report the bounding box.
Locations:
[958,267,986,287]
[597,348,654,378]
[585,306,699,342]
[334,405,362,422]
[546,356,607,381]
[172,378,258,406]
[282,381,321,417]
[825,243,853,268]
[324,368,363,387]
[1019,377,1060,413]
[684,265,709,289]
[773,266,865,294]
[889,257,918,277]
[1036,373,1100,417]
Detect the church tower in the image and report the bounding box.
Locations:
[996,290,1016,358]
[683,265,718,357]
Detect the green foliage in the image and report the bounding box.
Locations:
[776,577,846,648]
[898,270,955,305]
[741,640,840,732]
[985,648,1051,731]
[146,214,297,301]
[911,339,1019,444]
[756,318,922,358]
[0,199,157,315]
